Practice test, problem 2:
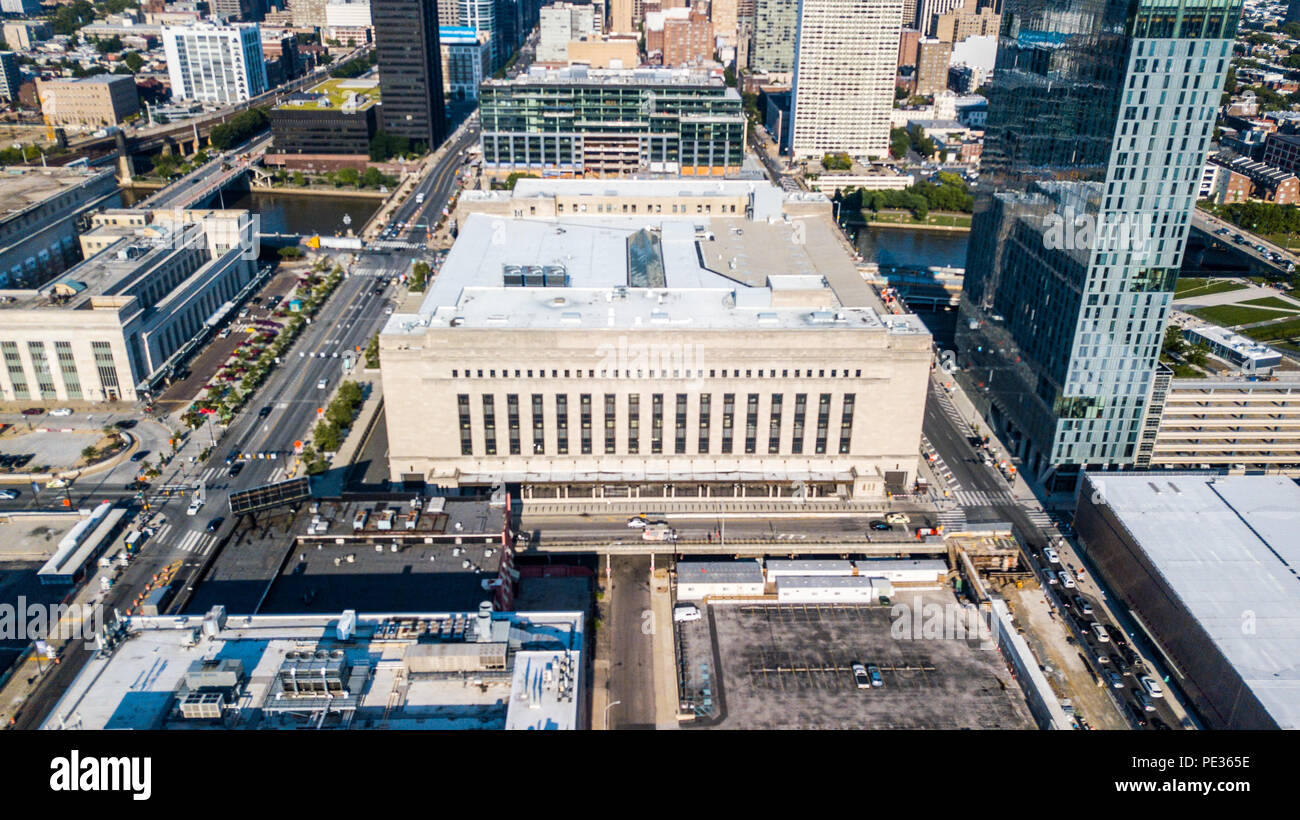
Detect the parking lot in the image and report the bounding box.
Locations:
[0,430,102,472]
[687,592,1036,730]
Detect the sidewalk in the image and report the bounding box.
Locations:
[649,566,680,729]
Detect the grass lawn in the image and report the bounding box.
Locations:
[855,209,972,229]
[1240,296,1300,311]
[1187,304,1297,326]
[1173,278,1249,299]
[1241,316,1300,342]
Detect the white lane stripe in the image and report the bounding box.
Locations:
[177,530,203,553]
[153,523,173,543]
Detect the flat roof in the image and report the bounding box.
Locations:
[389,206,922,335]
[488,65,732,90]
[1087,474,1300,729]
[775,575,877,589]
[276,76,379,112]
[677,560,764,585]
[0,167,113,225]
[764,559,855,574]
[42,610,584,730]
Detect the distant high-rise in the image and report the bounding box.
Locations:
[0,52,21,103]
[955,0,1243,492]
[789,0,901,159]
[374,0,447,148]
[751,0,796,73]
[162,23,269,105]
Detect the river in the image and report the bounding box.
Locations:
[851,224,969,270]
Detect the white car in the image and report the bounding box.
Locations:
[187,498,204,516]
[49,408,72,416]
[0,489,18,500]
[1091,622,1110,643]
[885,512,910,525]
[1044,547,1060,564]
[1140,675,1163,699]
[851,662,870,690]
[1058,571,1076,589]
[626,517,648,528]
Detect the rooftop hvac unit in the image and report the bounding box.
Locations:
[524,266,545,286]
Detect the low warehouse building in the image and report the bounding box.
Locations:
[1075,473,1300,730]
[764,559,854,580]
[775,575,890,603]
[677,560,765,600]
[854,559,947,587]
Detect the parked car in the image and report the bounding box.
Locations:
[49,408,72,417]
[1091,622,1110,642]
[1105,670,1123,688]
[20,408,44,416]
[1044,547,1060,564]
[867,664,883,687]
[851,662,870,689]
[1058,571,1076,589]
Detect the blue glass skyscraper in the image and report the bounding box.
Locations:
[956,0,1243,493]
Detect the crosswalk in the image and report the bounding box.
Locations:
[936,507,968,531]
[953,489,1017,508]
[174,529,214,555]
[1023,508,1055,531]
[931,385,974,438]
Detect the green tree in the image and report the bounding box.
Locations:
[81,445,99,461]
[336,167,361,187]
[122,51,144,72]
[889,127,911,159]
[278,246,305,259]
[95,35,124,53]
[409,260,430,292]
[314,420,341,452]
[291,171,306,186]
[364,333,380,368]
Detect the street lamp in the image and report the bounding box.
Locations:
[604,699,622,730]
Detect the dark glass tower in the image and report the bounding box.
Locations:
[374,0,448,149]
[955,0,1243,493]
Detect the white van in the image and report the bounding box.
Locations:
[1091,622,1110,643]
[673,603,701,622]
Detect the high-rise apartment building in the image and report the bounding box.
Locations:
[955,0,1242,492]
[0,52,21,103]
[932,0,999,42]
[914,37,951,95]
[538,2,596,63]
[789,0,901,160]
[915,0,962,35]
[162,22,269,105]
[373,0,447,148]
[751,0,796,73]
[712,0,739,46]
[290,0,331,28]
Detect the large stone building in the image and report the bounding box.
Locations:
[35,75,141,128]
[379,179,932,499]
[0,168,121,291]
[0,211,258,404]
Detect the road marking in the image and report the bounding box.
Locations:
[153,523,173,543]
[176,530,204,553]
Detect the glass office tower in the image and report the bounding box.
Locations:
[955,0,1242,492]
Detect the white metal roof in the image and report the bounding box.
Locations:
[1093,474,1300,729]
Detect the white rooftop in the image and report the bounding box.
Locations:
[42,610,584,731]
[1092,474,1300,729]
